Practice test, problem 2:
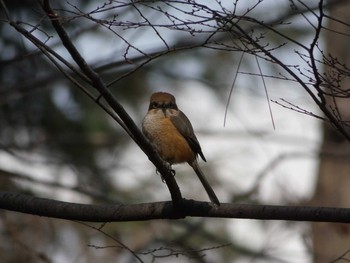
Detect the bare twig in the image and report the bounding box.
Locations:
[80,222,144,263]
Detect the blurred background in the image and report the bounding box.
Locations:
[0,0,349,262]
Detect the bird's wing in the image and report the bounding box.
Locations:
[170,111,207,162]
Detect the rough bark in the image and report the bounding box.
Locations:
[312,2,350,262]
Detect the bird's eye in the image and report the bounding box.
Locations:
[150,101,176,110]
[168,102,177,109]
[151,102,159,108]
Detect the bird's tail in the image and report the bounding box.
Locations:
[190,160,220,207]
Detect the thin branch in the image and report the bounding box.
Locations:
[330,248,350,263]
[6,19,91,85]
[272,98,327,121]
[131,2,170,50]
[0,168,119,203]
[81,222,144,263]
[224,50,245,127]
[255,55,275,130]
[309,0,326,104]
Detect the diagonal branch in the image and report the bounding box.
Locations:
[41,0,183,206]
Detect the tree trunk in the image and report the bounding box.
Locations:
[312,2,350,262]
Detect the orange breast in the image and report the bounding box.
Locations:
[143,112,195,164]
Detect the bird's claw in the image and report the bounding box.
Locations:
[156,166,176,183]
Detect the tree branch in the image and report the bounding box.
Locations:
[2,191,350,223]
[40,0,183,206]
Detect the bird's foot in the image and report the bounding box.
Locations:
[156,165,176,183]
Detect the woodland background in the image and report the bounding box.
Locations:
[1,0,350,262]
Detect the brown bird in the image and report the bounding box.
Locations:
[142,92,220,206]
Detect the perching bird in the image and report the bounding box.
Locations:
[142,92,220,206]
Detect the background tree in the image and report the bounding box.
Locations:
[312,1,350,262]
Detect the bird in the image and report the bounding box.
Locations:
[142,91,220,207]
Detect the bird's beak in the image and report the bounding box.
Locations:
[161,108,166,116]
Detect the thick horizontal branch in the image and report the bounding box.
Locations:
[1,191,350,223]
